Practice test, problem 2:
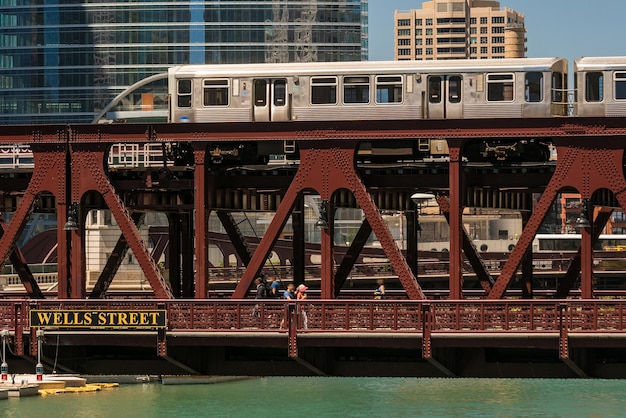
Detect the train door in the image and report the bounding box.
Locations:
[253,79,290,121]
[426,75,463,119]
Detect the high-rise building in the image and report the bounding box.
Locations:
[0,1,369,125]
[394,0,525,61]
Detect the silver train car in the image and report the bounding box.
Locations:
[167,58,569,163]
[575,56,626,117]
[169,58,569,122]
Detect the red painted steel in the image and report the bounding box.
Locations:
[447,140,464,299]
[231,141,423,300]
[0,121,625,300]
[192,145,209,299]
[68,144,173,299]
[489,137,626,298]
[5,299,626,334]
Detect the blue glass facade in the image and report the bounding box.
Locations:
[0,0,368,124]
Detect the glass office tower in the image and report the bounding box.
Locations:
[0,0,368,124]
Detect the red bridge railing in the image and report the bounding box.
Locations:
[3,299,626,334]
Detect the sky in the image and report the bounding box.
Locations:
[368,0,626,63]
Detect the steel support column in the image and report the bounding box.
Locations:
[67,141,172,299]
[447,140,464,299]
[0,143,67,297]
[193,145,208,299]
[168,213,182,297]
[292,196,306,286]
[556,210,612,298]
[490,137,626,299]
[406,211,417,277]
[181,211,195,298]
[437,195,494,293]
[233,140,424,300]
[520,212,533,299]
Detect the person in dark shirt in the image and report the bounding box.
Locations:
[280,283,296,329]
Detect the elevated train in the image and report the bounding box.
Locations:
[167,56,626,164]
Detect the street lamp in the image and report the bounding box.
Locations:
[410,193,435,278]
[63,202,79,231]
[575,198,591,229]
[315,199,329,229]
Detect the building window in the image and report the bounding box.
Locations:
[470,27,476,34]
[492,36,505,44]
[203,79,229,106]
[375,76,403,104]
[615,73,626,100]
[492,27,504,34]
[470,37,477,44]
[397,19,410,26]
[416,29,423,36]
[525,72,544,102]
[470,47,477,54]
[480,47,488,54]
[416,39,423,45]
[480,27,487,34]
[311,77,337,104]
[480,17,487,24]
[585,72,603,102]
[398,48,411,56]
[415,18,423,26]
[480,37,488,44]
[426,18,433,26]
[426,48,433,55]
[487,74,514,102]
[492,46,505,54]
[492,16,505,24]
[398,39,411,46]
[426,28,433,35]
[177,79,192,108]
[426,38,433,45]
[344,76,370,104]
[470,17,476,25]
[397,29,410,36]
[416,48,423,55]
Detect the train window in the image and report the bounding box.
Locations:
[203,79,229,106]
[376,76,403,104]
[274,80,286,106]
[525,72,543,102]
[177,79,192,108]
[344,76,370,104]
[614,73,626,100]
[311,77,337,105]
[449,76,462,103]
[552,73,564,103]
[428,77,441,103]
[254,80,267,106]
[585,72,603,102]
[486,73,514,102]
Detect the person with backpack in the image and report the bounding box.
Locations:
[268,276,282,298]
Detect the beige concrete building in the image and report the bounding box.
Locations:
[394,0,526,61]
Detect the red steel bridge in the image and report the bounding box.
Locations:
[1,117,626,377]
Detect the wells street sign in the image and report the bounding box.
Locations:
[30,309,167,329]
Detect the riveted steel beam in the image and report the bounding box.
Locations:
[489,137,626,299]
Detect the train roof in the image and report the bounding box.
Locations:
[169,58,566,78]
[575,56,626,71]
